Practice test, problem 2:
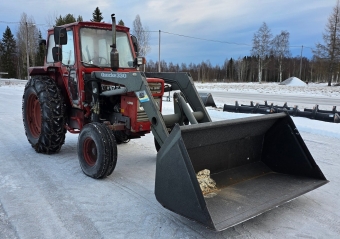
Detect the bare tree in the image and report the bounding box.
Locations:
[16,13,40,79]
[272,30,290,82]
[313,0,340,86]
[45,11,58,28]
[235,57,248,82]
[132,15,150,57]
[251,22,272,83]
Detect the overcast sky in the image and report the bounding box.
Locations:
[0,0,336,66]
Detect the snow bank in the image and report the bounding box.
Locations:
[279,77,307,86]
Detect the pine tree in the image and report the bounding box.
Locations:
[55,14,79,26]
[0,40,3,72]
[91,7,103,22]
[227,58,235,80]
[77,15,83,22]
[35,30,45,66]
[118,19,125,26]
[1,26,17,78]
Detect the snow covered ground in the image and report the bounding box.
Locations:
[195,81,340,98]
[0,79,340,238]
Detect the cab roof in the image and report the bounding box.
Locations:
[48,21,130,33]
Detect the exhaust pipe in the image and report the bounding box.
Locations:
[110,14,119,71]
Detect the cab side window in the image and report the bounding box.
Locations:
[62,31,75,65]
[46,30,75,65]
[46,34,55,63]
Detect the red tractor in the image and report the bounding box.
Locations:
[22,15,166,178]
[22,14,328,231]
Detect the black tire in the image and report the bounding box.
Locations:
[101,125,118,177]
[113,131,129,144]
[77,123,116,179]
[22,76,66,154]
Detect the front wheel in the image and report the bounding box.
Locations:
[77,123,117,179]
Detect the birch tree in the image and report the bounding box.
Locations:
[235,57,248,82]
[132,15,150,57]
[251,22,272,83]
[272,30,290,82]
[313,0,340,86]
[16,13,39,79]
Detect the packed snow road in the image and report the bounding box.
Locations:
[0,84,339,238]
[205,91,340,109]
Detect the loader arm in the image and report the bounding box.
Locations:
[91,71,211,147]
[91,71,170,146]
[144,72,212,123]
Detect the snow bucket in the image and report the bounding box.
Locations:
[155,113,328,231]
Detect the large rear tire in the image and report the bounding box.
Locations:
[77,123,117,179]
[22,76,66,154]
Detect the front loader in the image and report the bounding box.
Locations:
[22,14,328,231]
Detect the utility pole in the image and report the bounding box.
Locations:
[299,45,303,80]
[158,30,161,72]
[25,22,30,80]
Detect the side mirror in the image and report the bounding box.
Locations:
[134,57,146,67]
[54,27,67,45]
[131,35,139,56]
[52,46,62,62]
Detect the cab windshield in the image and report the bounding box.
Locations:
[80,27,134,68]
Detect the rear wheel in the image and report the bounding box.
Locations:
[22,76,66,153]
[77,123,117,179]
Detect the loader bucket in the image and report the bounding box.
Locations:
[155,113,328,231]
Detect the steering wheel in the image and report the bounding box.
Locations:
[92,56,108,64]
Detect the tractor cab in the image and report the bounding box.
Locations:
[34,20,158,135]
[45,21,141,70]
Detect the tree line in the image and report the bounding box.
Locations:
[146,0,340,86]
[145,55,318,83]
[1,2,339,86]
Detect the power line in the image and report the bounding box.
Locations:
[149,30,314,50]
[0,20,315,50]
[0,20,20,24]
[161,30,252,46]
[0,20,47,27]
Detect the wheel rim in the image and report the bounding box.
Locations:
[83,137,97,166]
[27,93,41,138]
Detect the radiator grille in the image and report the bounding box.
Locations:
[137,82,162,122]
